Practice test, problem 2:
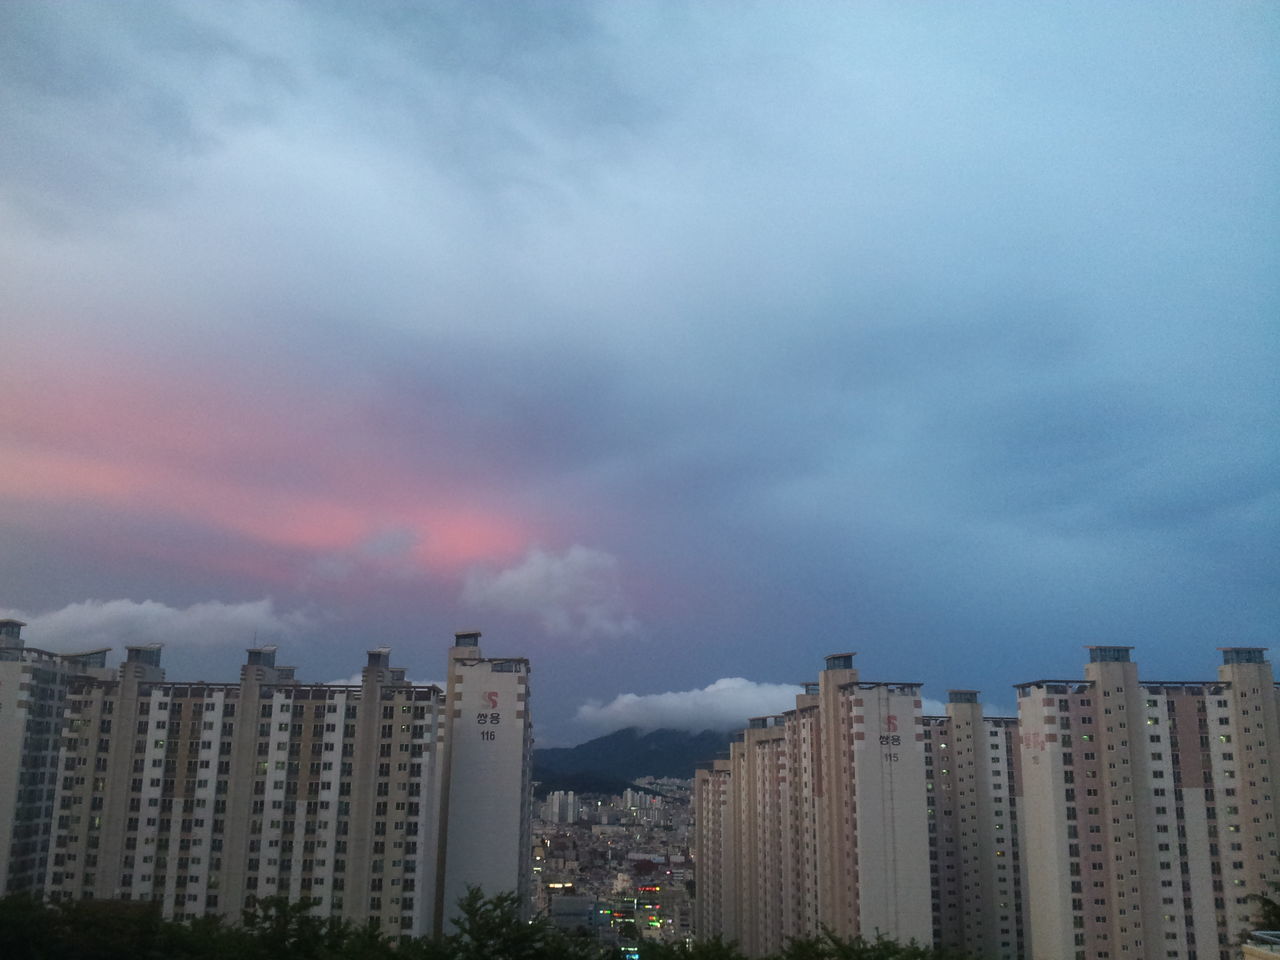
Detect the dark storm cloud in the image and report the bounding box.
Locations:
[1,1,1276,741]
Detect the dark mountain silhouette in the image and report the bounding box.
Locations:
[533,727,731,792]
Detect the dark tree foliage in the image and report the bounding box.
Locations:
[638,930,986,960]
[638,934,748,959]
[0,888,612,960]
[0,891,984,960]
[437,886,609,960]
[1243,880,1280,943]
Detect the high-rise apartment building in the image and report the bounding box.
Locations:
[695,647,1280,960]
[542,791,581,824]
[435,631,533,925]
[0,621,531,938]
[0,618,112,894]
[1016,646,1279,960]
[696,653,934,956]
[693,756,735,943]
[924,692,1026,960]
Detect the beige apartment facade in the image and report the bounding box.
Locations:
[696,653,934,956]
[1016,646,1280,960]
[695,646,1280,960]
[924,691,1026,959]
[0,622,531,938]
[693,756,735,942]
[435,631,533,927]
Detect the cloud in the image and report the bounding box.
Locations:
[0,1,1274,741]
[1,598,310,653]
[574,678,805,735]
[575,686,1014,738]
[462,545,639,641]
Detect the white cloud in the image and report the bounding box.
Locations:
[462,545,639,641]
[574,677,804,736]
[575,685,1014,736]
[325,671,367,686]
[0,598,310,653]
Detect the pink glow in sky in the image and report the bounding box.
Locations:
[1,356,536,577]
[1,1,1275,744]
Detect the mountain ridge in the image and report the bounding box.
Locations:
[532,726,731,793]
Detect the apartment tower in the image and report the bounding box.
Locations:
[695,653,933,954]
[0,621,532,938]
[924,691,1026,959]
[1015,646,1280,960]
[434,631,533,930]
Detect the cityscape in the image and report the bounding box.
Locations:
[5,617,1280,959]
[2,2,1276,959]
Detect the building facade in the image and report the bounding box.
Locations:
[924,692,1026,959]
[435,631,533,926]
[1016,646,1280,960]
[695,653,934,956]
[0,621,531,938]
[0,619,110,894]
[542,790,582,824]
[695,647,1280,960]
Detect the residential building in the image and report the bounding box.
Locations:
[0,622,531,938]
[543,790,581,824]
[435,630,533,927]
[0,618,113,894]
[694,647,1280,960]
[924,691,1025,959]
[695,653,933,954]
[1016,646,1280,960]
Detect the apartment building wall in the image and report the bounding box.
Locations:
[925,693,1025,960]
[39,644,447,936]
[1016,646,1280,960]
[0,624,531,941]
[695,655,932,955]
[0,619,94,894]
[852,678,933,941]
[816,653,857,938]
[734,717,790,957]
[694,646,1280,960]
[783,684,821,941]
[693,757,735,941]
[435,632,532,932]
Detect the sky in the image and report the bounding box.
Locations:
[1,1,1277,746]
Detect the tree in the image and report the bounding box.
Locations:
[438,886,610,960]
[634,929,984,960]
[638,935,748,959]
[0,893,56,960]
[1242,881,1280,946]
[237,895,389,959]
[775,931,983,960]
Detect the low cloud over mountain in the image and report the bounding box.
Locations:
[574,677,804,736]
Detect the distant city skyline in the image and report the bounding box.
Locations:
[2,2,1276,747]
